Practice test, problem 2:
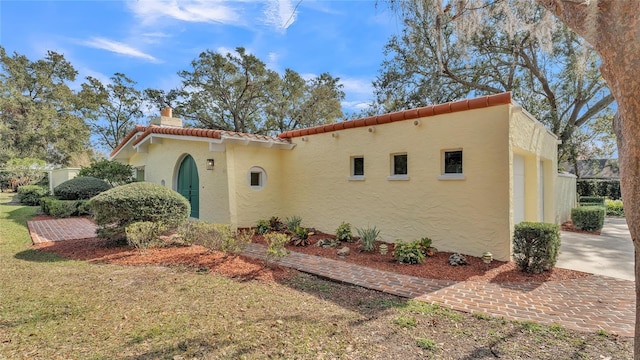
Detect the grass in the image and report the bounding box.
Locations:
[0,192,633,359]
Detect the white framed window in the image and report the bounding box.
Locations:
[349,156,365,180]
[247,166,267,190]
[134,167,145,182]
[388,153,409,180]
[439,149,465,180]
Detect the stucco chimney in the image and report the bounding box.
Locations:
[151,107,183,127]
[160,107,172,118]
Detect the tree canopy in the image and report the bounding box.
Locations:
[376,1,614,166]
[78,73,144,152]
[0,47,91,166]
[146,47,344,135]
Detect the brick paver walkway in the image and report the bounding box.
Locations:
[28,218,97,244]
[27,219,635,337]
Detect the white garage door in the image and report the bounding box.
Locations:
[514,155,525,224]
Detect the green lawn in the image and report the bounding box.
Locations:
[0,192,632,359]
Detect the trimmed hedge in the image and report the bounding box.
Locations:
[41,197,93,218]
[571,206,605,232]
[54,176,111,200]
[579,196,605,205]
[577,179,621,200]
[17,185,48,205]
[90,182,190,241]
[513,222,560,274]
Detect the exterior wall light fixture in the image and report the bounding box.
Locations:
[206,159,215,170]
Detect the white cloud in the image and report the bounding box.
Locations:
[339,77,374,96]
[83,37,159,62]
[126,0,240,25]
[264,0,298,32]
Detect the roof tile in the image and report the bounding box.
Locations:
[278,92,512,139]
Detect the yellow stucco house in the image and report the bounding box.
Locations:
[111,92,558,261]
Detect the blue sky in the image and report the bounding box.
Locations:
[1,0,403,116]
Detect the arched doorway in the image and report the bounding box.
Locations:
[177,155,199,218]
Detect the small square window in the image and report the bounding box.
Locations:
[248,166,267,190]
[250,172,261,186]
[352,157,364,176]
[393,154,408,175]
[444,150,463,174]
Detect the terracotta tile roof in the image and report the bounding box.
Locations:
[110,125,290,157]
[278,92,512,139]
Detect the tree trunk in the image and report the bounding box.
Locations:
[537,1,640,357]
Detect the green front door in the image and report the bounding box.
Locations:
[177,155,199,218]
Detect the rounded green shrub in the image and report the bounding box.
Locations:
[17,185,49,205]
[54,176,111,200]
[90,182,190,241]
[513,222,560,274]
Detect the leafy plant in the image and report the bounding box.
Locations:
[125,221,166,249]
[255,219,270,235]
[90,182,190,241]
[291,226,310,246]
[356,225,380,252]
[17,185,48,205]
[605,199,624,217]
[285,215,303,232]
[264,232,289,265]
[571,206,605,232]
[335,222,352,242]
[513,222,561,274]
[269,216,284,231]
[54,176,111,200]
[393,240,425,264]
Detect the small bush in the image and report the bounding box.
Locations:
[394,240,426,264]
[571,206,605,232]
[255,219,270,235]
[269,216,284,232]
[179,221,233,250]
[54,176,111,200]
[125,221,166,249]
[579,196,605,205]
[513,222,560,274]
[90,182,190,241]
[17,185,48,205]
[285,215,302,232]
[356,225,380,252]
[178,221,252,255]
[605,199,624,217]
[264,232,289,264]
[76,200,92,216]
[335,222,353,242]
[48,200,79,218]
[291,226,310,246]
[40,196,55,213]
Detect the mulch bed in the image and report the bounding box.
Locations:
[31,215,590,284]
[561,220,601,235]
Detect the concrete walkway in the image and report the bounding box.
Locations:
[557,217,634,281]
[27,217,636,337]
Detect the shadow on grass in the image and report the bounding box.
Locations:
[14,248,67,262]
